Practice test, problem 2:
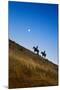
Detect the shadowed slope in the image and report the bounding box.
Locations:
[9,39,58,88]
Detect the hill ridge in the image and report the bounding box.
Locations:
[9,39,57,66]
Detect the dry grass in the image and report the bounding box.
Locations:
[9,40,58,88]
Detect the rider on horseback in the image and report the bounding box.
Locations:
[41,50,46,58]
[33,46,39,55]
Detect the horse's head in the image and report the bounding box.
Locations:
[33,46,35,49]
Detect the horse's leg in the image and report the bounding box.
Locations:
[37,52,38,55]
[38,51,39,55]
[37,51,39,55]
[34,50,35,53]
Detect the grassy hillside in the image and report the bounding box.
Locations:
[9,39,58,88]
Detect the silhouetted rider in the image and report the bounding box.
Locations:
[36,46,38,49]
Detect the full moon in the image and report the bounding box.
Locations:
[28,28,31,32]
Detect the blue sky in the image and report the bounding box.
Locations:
[9,1,58,64]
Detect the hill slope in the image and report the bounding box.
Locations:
[9,39,58,88]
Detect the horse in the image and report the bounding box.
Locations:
[41,51,46,58]
[33,46,39,55]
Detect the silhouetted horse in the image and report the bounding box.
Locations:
[41,51,46,57]
[33,46,39,55]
